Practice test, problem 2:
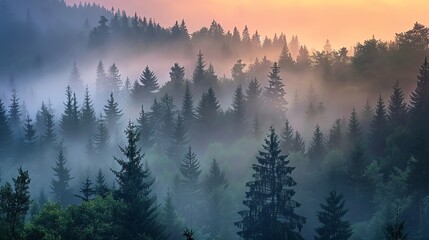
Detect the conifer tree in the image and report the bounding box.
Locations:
[60,86,80,139]
[409,57,429,140]
[160,94,176,143]
[170,63,185,87]
[68,62,84,93]
[296,45,311,70]
[74,177,95,202]
[95,60,108,100]
[196,88,221,132]
[111,122,165,239]
[0,99,13,158]
[94,115,110,158]
[315,191,352,240]
[80,87,97,135]
[107,63,122,95]
[236,127,305,240]
[264,62,287,112]
[163,189,182,240]
[167,113,188,161]
[192,50,206,89]
[231,59,247,84]
[137,106,154,149]
[42,109,56,146]
[205,63,219,88]
[361,99,373,134]
[149,98,163,143]
[8,88,21,137]
[0,167,31,240]
[232,85,246,135]
[251,115,262,139]
[103,92,123,135]
[51,149,73,206]
[246,78,262,112]
[178,146,202,228]
[327,119,343,151]
[388,81,408,129]
[205,158,228,236]
[347,108,361,148]
[22,116,37,155]
[280,119,294,154]
[292,131,306,154]
[181,81,195,131]
[140,65,159,96]
[308,124,326,168]
[95,169,110,198]
[278,43,295,71]
[369,95,388,157]
[35,102,49,136]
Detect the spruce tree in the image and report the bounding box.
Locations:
[315,191,352,240]
[296,45,311,70]
[103,92,123,135]
[181,81,195,131]
[205,158,228,236]
[170,63,185,87]
[107,63,122,95]
[160,94,176,143]
[8,88,21,137]
[94,115,110,158]
[74,177,95,202]
[95,60,108,100]
[95,169,110,198]
[246,78,262,113]
[232,85,246,136]
[369,95,388,157]
[111,122,165,239]
[68,62,84,93]
[0,99,13,159]
[327,119,343,151]
[347,108,361,148]
[51,149,73,206]
[361,99,373,134]
[80,87,97,135]
[388,81,407,129]
[205,63,218,88]
[264,62,287,112]
[236,127,305,240]
[42,109,56,146]
[278,43,295,71]
[280,119,294,154]
[292,131,306,154]
[192,50,206,90]
[149,98,163,143]
[22,116,37,155]
[136,106,154,149]
[251,115,262,139]
[163,189,182,240]
[0,167,31,240]
[140,65,159,96]
[308,124,326,168]
[167,113,188,161]
[196,88,221,133]
[60,86,80,139]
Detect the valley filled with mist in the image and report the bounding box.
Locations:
[0,0,429,239]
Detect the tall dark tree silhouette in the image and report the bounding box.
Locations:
[167,113,188,161]
[162,189,182,240]
[94,169,110,198]
[51,148,73,206]
[0,99,13,159]
[22,116,37,157]
[103,92,123,136]
[107,63,122,95]
[80,87,97,136]
[280,119,294,154]
[235,127,305,240]
[111,122,165,239]
[308,124,326,169]
[387,81,408,129]
[8,89,21,137]
[278,43,295,71]
[74,177,95,202]
[95,60,108,100]
[232,85,246,136]
[369,94,388,157]
[192,50,206,90]
[264,62,287,113]
[181,81,195,132]
[136,106,154,149]
[315,191,352,240]
[60,86,80,139]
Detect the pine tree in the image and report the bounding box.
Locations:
[8,88,21,137]
[388,81,407,129]
[167,113,188,161]
[278,43,295,71]
[0,167,31,240]
[163,189,182,240]
[22,116,37,155]
[80,87,97,135]
[140,65,159,95]
[0,99,14,159]
[232,85,246,136]
[95,169,110,198]
[170,63,185,86]
[160,94,176,143]
[409,57,429,140]
[192,50,206,89]
[246,78,262,111]
[42,109,56,146]
[94,115,110,158]
[60,86,80,139]
[111,122,165,239]
[103,92,123,135]
[235,127,305,240]
[385,205,408,240]
[308,124,326,168]
[369,94,388,157]
[280,119,294,154]
[181,81,195,131]
[136,106,154,149]
[68,62,84,93]
[205,158,228,236]
[296,45,311,70]
[315,191,352,240]
[196,88,221,132]
[264,62,287,112]
[107,63,122,95]
[74,177,95,202]
[95,60,108,100]
[149,98,163,143]
[361,99,373,134]
[205,63,218,88]
[51,149,73,206]
[292,131,306,154]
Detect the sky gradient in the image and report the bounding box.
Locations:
[67,0,429,49]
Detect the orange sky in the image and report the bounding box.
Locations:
[67,0,429,49]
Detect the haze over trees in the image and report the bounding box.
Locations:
[0,0,429,239]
